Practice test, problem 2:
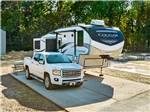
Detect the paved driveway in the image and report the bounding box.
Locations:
[11,71,150,112]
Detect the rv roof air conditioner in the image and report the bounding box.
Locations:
[91,20,105,26]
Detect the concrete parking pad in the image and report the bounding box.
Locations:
[85,71,149,100]
[100,90,150,112]
[11,72,150,112]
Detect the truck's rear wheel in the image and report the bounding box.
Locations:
[44,74,55,90]
[25,67,32,80]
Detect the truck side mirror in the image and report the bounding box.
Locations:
[39,60,44,65]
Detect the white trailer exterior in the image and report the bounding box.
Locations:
[55,20,124,59]
[33,20,124,67]
[33,33,57,52]
[55,20,124,66]
[0,29,6,55]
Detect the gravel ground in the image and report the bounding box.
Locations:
[0,51,66,112]
[0,67,66,112]
[87,67,150,84]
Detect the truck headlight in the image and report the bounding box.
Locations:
[52,69,61,76]
[81,69,85,76]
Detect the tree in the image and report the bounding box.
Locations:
[1,1,150,52]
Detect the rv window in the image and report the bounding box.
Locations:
[77,31,84,46]
[35,41,40,49]
[46,39,57,52]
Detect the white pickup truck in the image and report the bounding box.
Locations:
[24,52,84,89]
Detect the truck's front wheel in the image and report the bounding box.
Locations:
[25,67,32,80]
[44,74,54,90]
[75,82,83,87]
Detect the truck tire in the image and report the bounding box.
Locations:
[44,74,55,90]
[25,67,32,80]
[75,82,83,87]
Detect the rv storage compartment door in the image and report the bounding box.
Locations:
[46,39,57,52]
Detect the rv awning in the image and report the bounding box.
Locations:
[55,29,76,33]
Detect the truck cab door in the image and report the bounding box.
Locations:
[31,53,40,76]
[36,54,45,79]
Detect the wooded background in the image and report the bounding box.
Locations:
[1,1,150,52]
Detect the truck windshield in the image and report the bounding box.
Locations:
[46,54,72,64]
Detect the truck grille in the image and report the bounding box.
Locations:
[62,70,81,78]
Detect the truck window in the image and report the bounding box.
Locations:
[34,54,40,61]
[46,54,72,64]
[39,54,45,63]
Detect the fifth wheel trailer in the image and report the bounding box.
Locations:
[33,20,124,68]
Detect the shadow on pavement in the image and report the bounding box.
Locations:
[1,72,114,109]
[1,74,66,111]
